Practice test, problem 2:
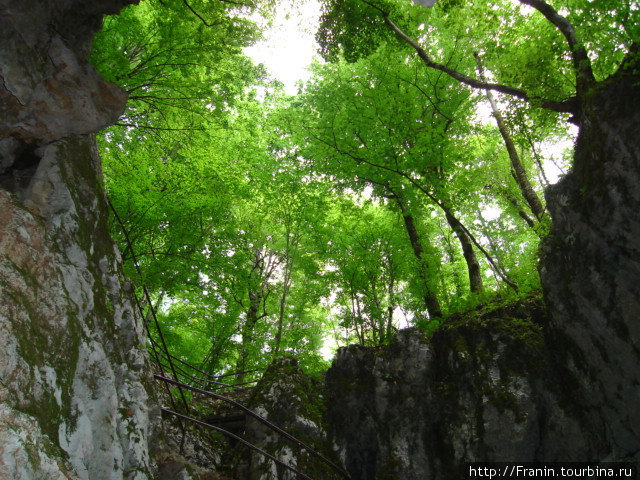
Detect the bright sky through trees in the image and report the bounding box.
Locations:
[244,1,322,93]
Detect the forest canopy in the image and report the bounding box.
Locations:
[91,0,639,379]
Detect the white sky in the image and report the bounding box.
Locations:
[244,1,323,94]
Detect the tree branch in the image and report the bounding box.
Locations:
[380,13,576,114]
[182,0,223,27]
[311,129,519,291]
[115,123,205,132]
[518,0,595,92]
[474,52,545,220]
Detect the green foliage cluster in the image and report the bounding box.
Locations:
[316,0,397,62]
[92,0,636,379]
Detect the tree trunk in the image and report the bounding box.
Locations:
[236,303,259,384]
[475,53,545,221]
[393,195,442,318]
[236,250,267,384]
[444,210,484,293]
[273,231,298,356]
[369,278,383,344]
[353,290,366,345]
[385,254,396,342]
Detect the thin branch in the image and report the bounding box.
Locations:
[219,0,251,5]
[394,74,454,128]
[312,129,519,291]
[523,130,550,187]
[181,0,253,27]
[182,0,222,27]
[115,123,205,132]
[474,52,545,220]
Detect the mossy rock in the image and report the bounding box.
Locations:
[433,293,549,376]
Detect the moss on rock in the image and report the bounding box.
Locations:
[325,294,562,479]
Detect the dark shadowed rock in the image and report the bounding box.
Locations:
[235,357,342,480]
[324,297,589,480]
[540,51,640,461]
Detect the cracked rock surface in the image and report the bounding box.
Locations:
[0,1,153,479]
[0,0,136,147]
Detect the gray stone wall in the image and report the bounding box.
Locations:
[540,59,640,461]
[0,1,154,478]
[324,300,591,480]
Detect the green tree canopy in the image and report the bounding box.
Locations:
[91,0,636,378]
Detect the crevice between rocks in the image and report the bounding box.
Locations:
[0,138,43,195]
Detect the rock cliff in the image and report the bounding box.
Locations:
[0,1,153,479]
[237,358,340,480]
[323,38,640,480]
[540,56,640,460]
[325,298,552,479]
[323,296,630,480]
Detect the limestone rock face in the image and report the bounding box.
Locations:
[0,0,152,478]
[236,357,340,480]
[324,59,640,480]
[540,58,640,459]
[324,299,587,480]
[0,137,152,479]
[0,0,137,159]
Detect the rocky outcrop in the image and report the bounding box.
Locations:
[324,50,640,480]
[0,0,134,148]
[540,52,640,459]
[324,298,589,479]
[0,1,153,479]
[0,136,152,479]
[160,358,342,480]
[233,357,341,480]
